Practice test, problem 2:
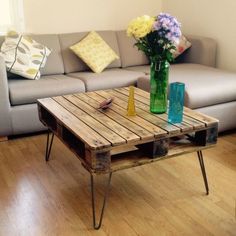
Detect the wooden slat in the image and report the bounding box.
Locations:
[121,87,206,129]
[53,96,126,146]
[38,98,111,150]
[74,93,154,141]
[110,141,213,173]
[0,136,8,142]
[116,87,150,105]
[96,90,181,134]
[108,89,195,132]
[180,115,205,129]
[85,92,168,138]
[63,94,140,143]
[125,86,150,98]
[184,107,219,127]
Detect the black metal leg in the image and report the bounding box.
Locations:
[197,151,209,195]
[90,172,112,230]
[45,130,54,162]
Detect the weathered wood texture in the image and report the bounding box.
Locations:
[0,136,8,142]
[38,87,219,173]
[0,132,235,235]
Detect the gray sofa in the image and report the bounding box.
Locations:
[0,30,235,137]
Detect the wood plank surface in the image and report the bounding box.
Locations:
[184,107,219,127]
[110,142,213,173]
[122,87,219,126]
[85,92,168,138]
[95,90,181,135]
[105,89,195,133]
[53,96,126,146]
[63,95,140,143]
[74,93,154,141]
[38,98,111,150]
[0,136,8,142]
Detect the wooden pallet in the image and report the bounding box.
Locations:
[38,87,218,174]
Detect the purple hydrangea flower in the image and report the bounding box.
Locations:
[153,13,181,43]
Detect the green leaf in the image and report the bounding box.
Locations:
[32,60,41,65]
[18,46,26,54]
[17,58,26,65]
[34,44,44,50]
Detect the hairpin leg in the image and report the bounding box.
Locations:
[197,151,209,195]
[90,172,112,230]
[45,129,54,162]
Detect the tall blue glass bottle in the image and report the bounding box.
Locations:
[168,82,185,123]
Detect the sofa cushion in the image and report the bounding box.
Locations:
[125,65,150,74]
[1,31,51,80]
[68,68,144,91]
[0,34,65,76]
[30,34,65,75]
[137,64,236,109]
[70,31,119,73]
[172,35,192,59]
[8,75,85,106]
[116,30,149,68]
[59,31,121,73]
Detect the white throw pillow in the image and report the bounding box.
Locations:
[173,35,192,59]
[0,31,51,80]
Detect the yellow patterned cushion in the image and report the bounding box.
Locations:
[70,31,119,73]
[0,31,51,80]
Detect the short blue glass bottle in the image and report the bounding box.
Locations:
[168,82,185,123]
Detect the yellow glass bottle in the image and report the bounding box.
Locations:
[127,86,136,116]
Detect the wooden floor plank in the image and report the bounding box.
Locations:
[0,132,235,235]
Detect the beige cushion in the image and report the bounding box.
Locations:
[8,75,85,105]
[0,34,65,76]
[67,68,144,91]
[116,30,149,68]
[70,31,119,73]
[173,35,191,59]
[59,31,121,73]
[0,31,51,80]
[137,64,236,109]
[125,65,150,74]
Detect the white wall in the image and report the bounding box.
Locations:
[23,0,162,33]
[163,0,236,72]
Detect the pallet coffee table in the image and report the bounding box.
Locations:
[37,87,218,230]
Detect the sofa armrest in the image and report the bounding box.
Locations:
[0,56,12,136]
[176,35,217,67]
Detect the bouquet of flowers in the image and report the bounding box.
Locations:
[127,13,181,63]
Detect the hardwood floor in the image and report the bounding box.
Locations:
[0,131,236,235]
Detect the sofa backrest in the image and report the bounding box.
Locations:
[30,34,65,75]
[0,34,65,76]
[174,35,217,67]
[116,30,149,68]
[59,31,121,73]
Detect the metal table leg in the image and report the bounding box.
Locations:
[45,129,54,162]
[197,150,209,195]
[90,172,112,230]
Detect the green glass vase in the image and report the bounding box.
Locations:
[150,60,170,114]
